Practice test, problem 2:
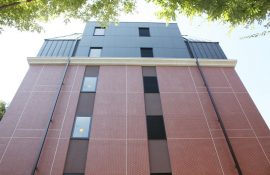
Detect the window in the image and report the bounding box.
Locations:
[81,77,97,92]
[94,27,105,36]
[143,77,159,93]
[151,173,172,175]
[89,47,102,57]
[141,48,153,57]
[147,116,166,139]
[72,117,91,138]
[139,27,150,36]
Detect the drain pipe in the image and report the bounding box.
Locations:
[185,39,243,175]
[31,37,80,175]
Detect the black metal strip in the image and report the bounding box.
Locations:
[185,39,243,175]
[31,38,79,175]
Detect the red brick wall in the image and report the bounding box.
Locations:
[0,65,84,175]
[158,66,270,175]
[0,65,269,175]
[85,66,150,175]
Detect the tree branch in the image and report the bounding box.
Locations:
[0,0,34,10]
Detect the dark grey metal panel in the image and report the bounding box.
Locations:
[63,41,74,57]
[37,40,77,57]
[58,40,68,56]
[190,43,200,58]
[46,40,57,56]
[202,43,211,58]
[40,40,53,56]
[37,22,227,59]
[197,43,207,58]
[76,22,191,58]
[206,43,218,58]
[187,41,227,59]
[52,40,63,56]
[102,47,139,57]
[75,46,90,57]
[37,42,47,56]
[215,43,227,59]
[210,43,220,59]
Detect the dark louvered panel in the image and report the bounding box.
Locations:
[186,41,227,59]
[37,40,76,57]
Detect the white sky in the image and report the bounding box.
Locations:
[0,2,269,127]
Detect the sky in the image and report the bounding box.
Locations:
[0,2,269,127]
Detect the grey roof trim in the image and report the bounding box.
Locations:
[89,21,178,24]
[182,36,217,43]
[46,33,82,40]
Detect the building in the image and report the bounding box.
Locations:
[0,22,269,175]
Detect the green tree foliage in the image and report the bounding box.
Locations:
[152,0,270,37]
[0,100,6,121]
[0,0,136,32]
[0,0,269,35]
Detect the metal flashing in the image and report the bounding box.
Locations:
[28,57,237,67]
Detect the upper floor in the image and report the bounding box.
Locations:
[37,22,227,59]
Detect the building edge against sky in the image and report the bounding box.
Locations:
[0,22,269,175]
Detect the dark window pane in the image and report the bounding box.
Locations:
[94,27,105,36]
[72,117,91,138]
[89,47,102,57]
[139,27,150,36]
[151,173,172,175]
[141,48,153,57]
[147,116,166,139]
[143,77,159,93]
[81,77,97,92]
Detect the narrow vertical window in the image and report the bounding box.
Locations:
[143,66,172,174]
[147,116,166,140]
[141,48,153,57]
[81,77,97,92]
[139,27,150,36]
[94,27,105,36]
[89,47,102,57]
[72,117,92,138]
[143,76,159,93]
[64,66,99,175]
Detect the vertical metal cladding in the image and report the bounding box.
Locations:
[63,66,99,174]
[37,40,78,57]
[75,22,191,58]
[142,66,172,175]
[184,40,227,59]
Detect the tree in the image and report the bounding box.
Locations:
[0,100,6,121]
[0,0,269,35]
